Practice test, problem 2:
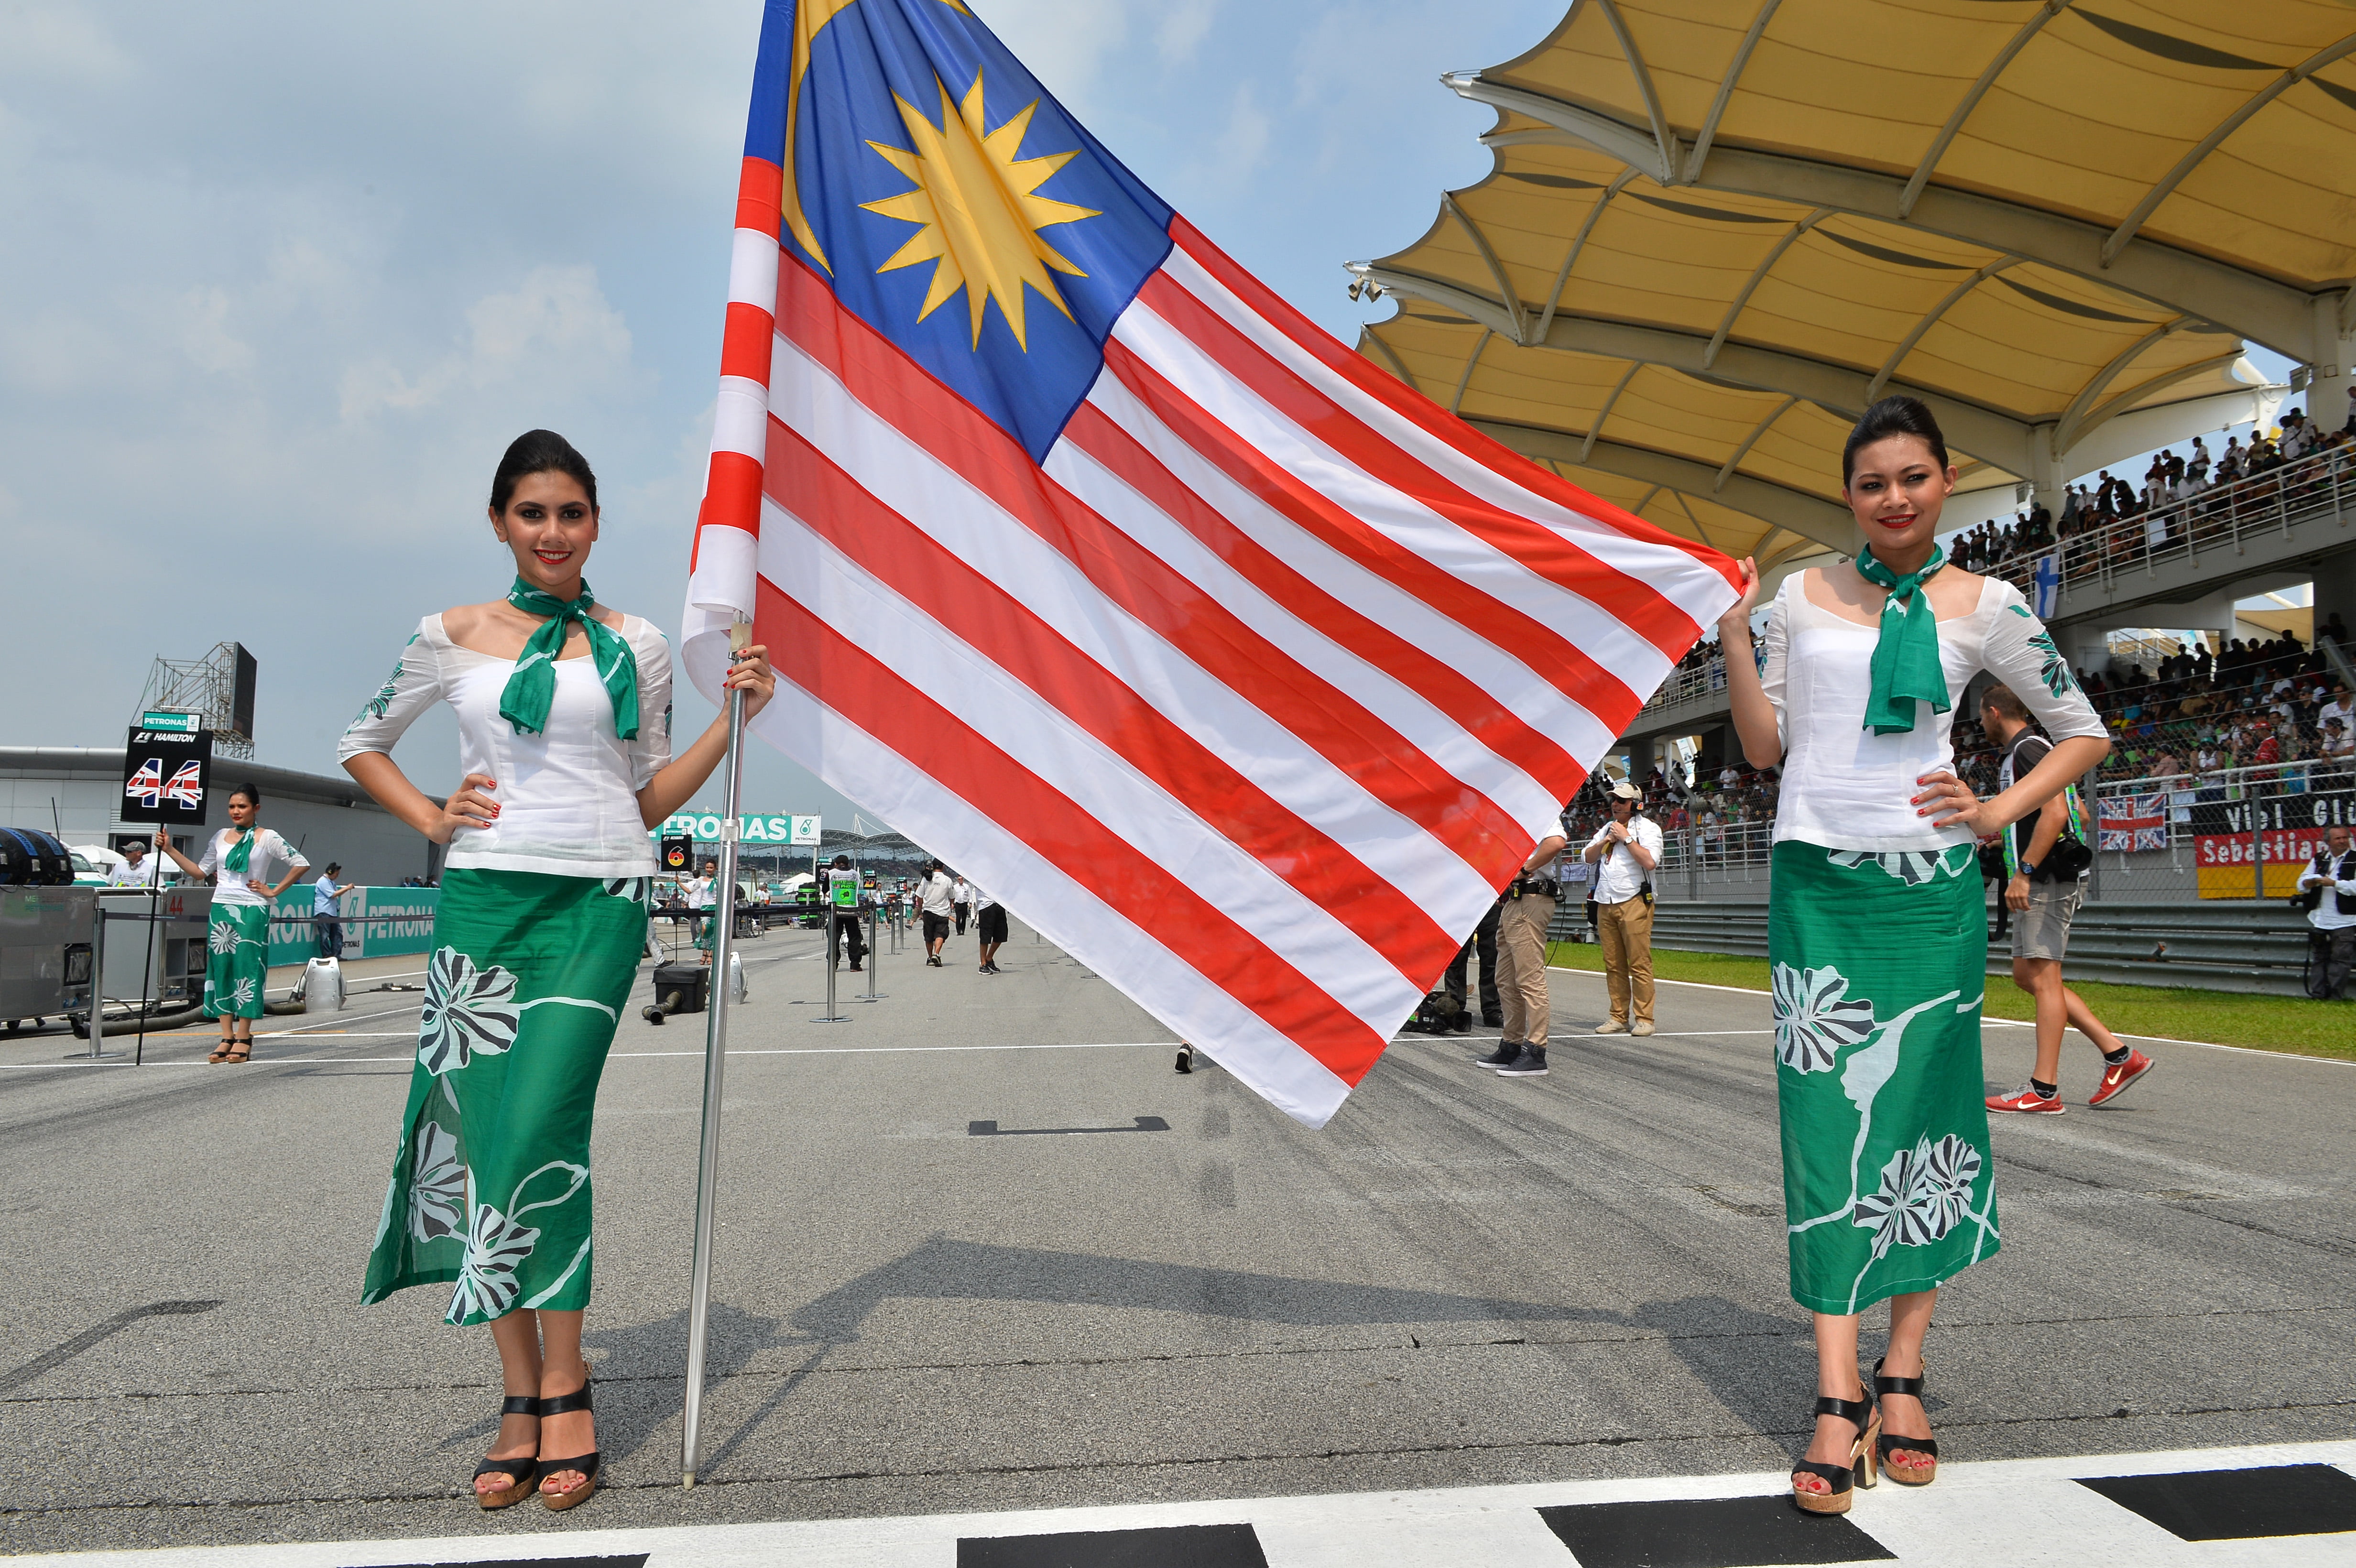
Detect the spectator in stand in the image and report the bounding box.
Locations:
[2299,825,2356,1000]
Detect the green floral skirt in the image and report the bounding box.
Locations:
[362,869,648,1325]
[200,901,269,1020]
[1769,841,1998,1315]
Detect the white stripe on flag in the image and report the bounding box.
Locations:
[1161,244,1733,628]
[710,374,769,463]
[749,674,1356,1127]
[727,226,780,310]
[765,331,1501,926]
[1076,370,1619,803]
[1109,295,1676,702]
[757,497,1425,1023]
[1039,437,1561,835]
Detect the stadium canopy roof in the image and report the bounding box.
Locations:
[1349,0,2356,565]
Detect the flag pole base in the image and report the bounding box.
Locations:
[851,993,886,1002]
[683,1470,696,1488]
[810,1014,852,1024]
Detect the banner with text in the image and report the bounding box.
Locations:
[652,812,820,847]
[2191,788,2355,898]
[267,886,441,966]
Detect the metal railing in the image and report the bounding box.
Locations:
[1638,654,1730,717]
[2088,759,2356,904]
[1983,443,2352,602]
[1562,757,2353,910]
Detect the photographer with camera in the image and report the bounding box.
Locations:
[1977,684,2154,1111]
[1582,777,1663,1037]
[1476,826,1571,1078]
[2296,823,2355,1000]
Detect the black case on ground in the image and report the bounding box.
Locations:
[650,962,709,1015]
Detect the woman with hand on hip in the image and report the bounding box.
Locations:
[1716,398,2108,1515]
[339,429,773,1512]
[153,783,308,1063]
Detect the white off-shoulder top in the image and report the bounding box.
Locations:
[1761,571,2106,853]
[336,613,673,878]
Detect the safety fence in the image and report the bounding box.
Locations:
[1565,761,2352,908]
[1986,443,2354,603]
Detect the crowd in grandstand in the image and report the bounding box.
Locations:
[1944,408,2355,586]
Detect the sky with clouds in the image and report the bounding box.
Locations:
[0,0,1567,827]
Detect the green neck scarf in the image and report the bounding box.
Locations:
[224,826,257,875]
[498,577,640,740]
[1854,544,1950,735]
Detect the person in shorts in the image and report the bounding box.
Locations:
[973,884,1009,974]
[916,860,955,967]
[1977,685,2153,1112]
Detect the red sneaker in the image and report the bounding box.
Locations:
[1986,1083,2065,1114]
[2088,1049,2156,1107]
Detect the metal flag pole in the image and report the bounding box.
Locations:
[682,615,752,1488]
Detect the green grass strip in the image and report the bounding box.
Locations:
[1544,940,2353,1063]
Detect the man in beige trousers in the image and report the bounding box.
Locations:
[1476,824,1570,1078]
[1582,778,1662,1035]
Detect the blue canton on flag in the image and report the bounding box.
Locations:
[751,0,1174,461]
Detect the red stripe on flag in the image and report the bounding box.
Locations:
[754,576,1393,1087]
[735,156,781,240]
[761,415,1462,981]
[1134,269,1702,662]
[1062,400,1589,799]
[770,250,1535,872]
[1099,339,1640,739]
[1168,217,1736,587]
[694,451,764,564]
[719,300,774,384]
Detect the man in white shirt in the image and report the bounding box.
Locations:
[687,860,718,965]
[951,875,972,936]
[916,860,956,967]
[312,862,347,958]
[1582,778,1663,1036]
[106,839,163,887]
[2298,824,2356,1000]
[2321,683,2352,737]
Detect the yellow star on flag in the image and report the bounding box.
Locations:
[861,71,1100,350]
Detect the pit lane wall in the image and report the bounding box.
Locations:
[264,886,438,967]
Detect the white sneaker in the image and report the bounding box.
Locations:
[1594,1020,1629,1035]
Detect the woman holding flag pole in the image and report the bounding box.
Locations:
[1715,397,2107,1515]
[339,429,772,1511]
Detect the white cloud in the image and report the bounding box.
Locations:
[1156,0,1221,65]
[340,265,638,422]
[176,287,254,376]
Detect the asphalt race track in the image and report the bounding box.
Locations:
[2,916,2350,1563]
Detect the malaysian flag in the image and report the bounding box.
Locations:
[680,0,1737,1126]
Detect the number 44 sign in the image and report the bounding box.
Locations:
[654,812,821,846]
[120,719,214,826]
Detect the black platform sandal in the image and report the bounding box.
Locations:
[537,1381,601,1511]
[473,1394,542,1510]
[1791,1383,1879,1516]
[1873,1356,1940,1486]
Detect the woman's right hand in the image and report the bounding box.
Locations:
[429,773,500,844]
[1718,556,1762,635]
